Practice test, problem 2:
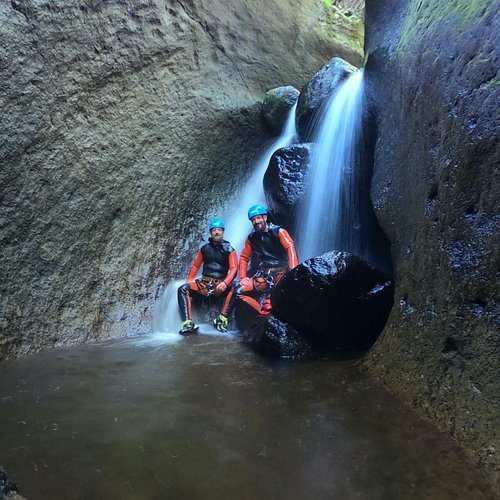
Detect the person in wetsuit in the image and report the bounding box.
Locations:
[177,218,237,334]
[225,204,298,316]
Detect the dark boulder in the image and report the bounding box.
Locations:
[272,251,394,351]
[235,301,313,360]
[0,467,25,499]
[261,86,300,135]
[296,57,357,141]
[263,143,313,230]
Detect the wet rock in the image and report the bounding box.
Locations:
[235,301,313,360]
[0,468,25,500]
[264,143,313,230]
[363,0,499,478]
[272,251,394,351]
[296,57,358,141]
[261,86,300,134]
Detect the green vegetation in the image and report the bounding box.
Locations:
[481,78,500,89]
[397,0,496,51]
[315,0,364,64]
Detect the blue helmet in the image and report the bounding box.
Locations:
[247,204,267,220]
[209,218,225,230]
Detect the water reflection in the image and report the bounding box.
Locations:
[0,335,493,499]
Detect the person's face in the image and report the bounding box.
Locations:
[250,214,267,232]
[210,227,224,243]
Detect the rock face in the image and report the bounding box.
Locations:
[261,86,300,135]
[263,143,313,232]
[272,251,394,351]
[0,0,363,359]
[363,0,499,477]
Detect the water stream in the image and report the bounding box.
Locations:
[221,103,297,254]
[0,335,492,499]
[297,70,365,261]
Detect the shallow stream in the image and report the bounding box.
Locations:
[0,330,493,499]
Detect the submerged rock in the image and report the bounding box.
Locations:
[235,301,313,360]
[272,251,394,351]
[261,86,300,135]
[296,57,358,141]
[0,467,25,500]
[263,143,313,231]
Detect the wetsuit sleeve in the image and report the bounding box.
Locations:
[278,229,298,269]
[186,250,203,281]
[223,250,238,286]
[239,238,253,279]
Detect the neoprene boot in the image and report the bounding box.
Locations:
[179,320,199,335]
[213,314,229,333]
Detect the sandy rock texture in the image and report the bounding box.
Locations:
[363,0,499,482]
[0,0,363,358]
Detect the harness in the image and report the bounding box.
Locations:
[195,276,222,297]
[252,266,287,288]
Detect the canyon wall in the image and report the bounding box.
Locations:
[363,0,499,478]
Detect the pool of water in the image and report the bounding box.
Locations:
[0,330,493,499]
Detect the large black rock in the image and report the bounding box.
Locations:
[272,251,394,351]
[263,143,313,231]
[235,301,313,360]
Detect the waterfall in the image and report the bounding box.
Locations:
[152,279,185,335]
[152,104,297,333]
[222,103,297,253]
[297,70,365,261]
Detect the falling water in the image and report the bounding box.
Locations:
[152,104,297,332]
[297,70,365,261]
[151,279,185,335]
[222,103,297,253]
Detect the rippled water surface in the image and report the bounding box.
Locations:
[0,332,494,499]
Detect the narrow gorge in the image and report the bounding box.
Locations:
[0,0,498,497]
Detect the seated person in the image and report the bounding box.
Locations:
[177,218,237,334]
[225,204,298,317]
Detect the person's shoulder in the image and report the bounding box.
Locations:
[222,240,235,253]
[268,223,282,236]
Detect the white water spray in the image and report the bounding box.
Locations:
[152,279,184,334]
[297,70,364,261]
[222,103,297,253]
